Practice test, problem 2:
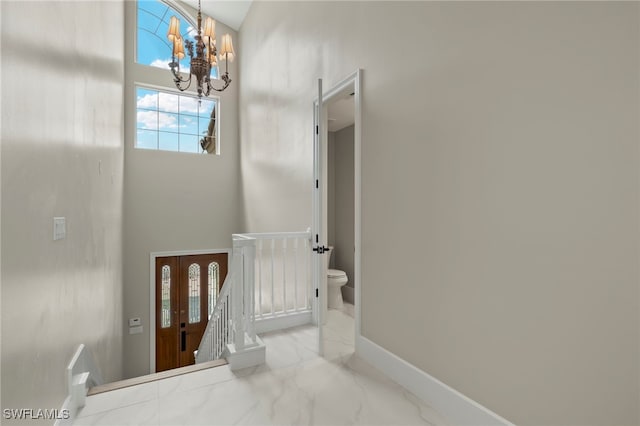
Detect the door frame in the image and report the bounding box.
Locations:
[149,248,230,373]
[312,69,362,353]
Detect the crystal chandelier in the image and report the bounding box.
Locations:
[166,0,235,98]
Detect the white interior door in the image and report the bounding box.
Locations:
[312,78,326,355]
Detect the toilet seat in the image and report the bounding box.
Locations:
[327,269,346,278]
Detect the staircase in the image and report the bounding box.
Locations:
[195,233,266,370]
[64,231,312,425]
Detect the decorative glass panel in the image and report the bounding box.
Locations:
[188,263,201,323]
[161,265,171,328]
[208,262,219,317]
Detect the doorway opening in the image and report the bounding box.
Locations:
[312,69,362,358]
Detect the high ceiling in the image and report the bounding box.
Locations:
[181,0,253,31]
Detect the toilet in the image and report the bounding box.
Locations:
[326,246,348,309]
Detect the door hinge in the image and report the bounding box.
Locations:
[316,288,319,298]
[316,179,318,189]
[316,125,319,134]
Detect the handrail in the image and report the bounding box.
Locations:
[240,231,312,240]
[195,270,235,363]
[67,344,103,409]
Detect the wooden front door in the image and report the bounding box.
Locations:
[155,253,228,372]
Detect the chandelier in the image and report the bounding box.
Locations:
[166,0,235,98]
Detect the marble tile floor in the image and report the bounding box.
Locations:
[74,304,449,426]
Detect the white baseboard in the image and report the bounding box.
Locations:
[355,335,515,426]
[255,311,312,334]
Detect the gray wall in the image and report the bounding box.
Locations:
[1,0,125,417]
[328,125,355,303]
[328,131,336,248]
[239,2,639,424]
[122,0,242,378]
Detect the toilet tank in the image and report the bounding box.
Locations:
[326,246,334,270]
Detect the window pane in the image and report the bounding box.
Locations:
[198,100,215,117]
[188,264,201,324]
[137,0,193,69]
[137,110,157,130]
[158,92,179,113]
[158,131,179,151]
[208,262,219,317]
[179,115,198,135]
[136,129,157,149]
[180,134,200,153]
[157,112,179,132]
[138,31,170,68]
[161,265,171,328]
[179,95,200,116]
[137,88,158,109]
[139,0,169,22]
[198,116,213,137]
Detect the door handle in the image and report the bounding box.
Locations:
[181,330,186,352]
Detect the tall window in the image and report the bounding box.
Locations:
[136,0,219,154]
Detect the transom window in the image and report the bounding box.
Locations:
[136,0,217,79]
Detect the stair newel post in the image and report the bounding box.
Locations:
[244,240,257,344]
[233,241,245,351]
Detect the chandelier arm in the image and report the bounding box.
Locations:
[180,77,193,91]
[171,70,190,84]
[210,73,231,92]
[172,74,192,92]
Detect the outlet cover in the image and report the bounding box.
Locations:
[53,217,66,241]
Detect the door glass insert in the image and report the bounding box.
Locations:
[161,265,171,328]
[188,263,201,323]
[208,262,219,317]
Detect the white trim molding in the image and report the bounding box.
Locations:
[255,311,312,334]
[355,336,516,426]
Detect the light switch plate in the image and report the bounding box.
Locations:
[129,326,143,335]
[128,318,141,327]
[53,217,66,241]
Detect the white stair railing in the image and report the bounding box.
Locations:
[194,271,234,363]
[244,231,313,319]
[195,234,259,364]
[195,231,312,366]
